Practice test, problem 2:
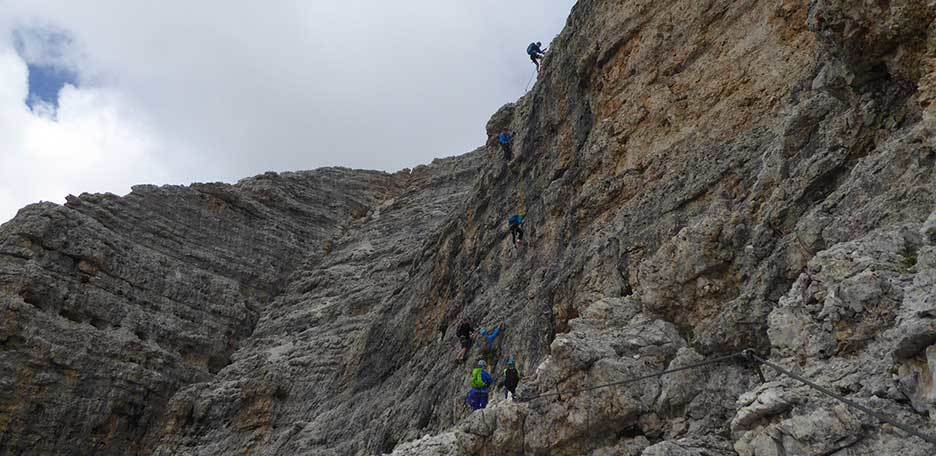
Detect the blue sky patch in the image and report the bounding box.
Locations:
[12,27,80,111]
[25,64,78,110]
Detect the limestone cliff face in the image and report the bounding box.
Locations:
[0,168,400,454]
[2,0,936,455]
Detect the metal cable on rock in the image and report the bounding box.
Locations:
[744,351,936,446]
[503,349,936,449]
[525,67,537,92]
[585,369,592,453]
[520,409,527,456]
[517,352,743,403]
[511,352,743,454]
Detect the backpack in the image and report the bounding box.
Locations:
[509,215,524,227]
[471,368,487,389]
[456,323,471,339]
[504,367,520,388]
[527,43,537,56]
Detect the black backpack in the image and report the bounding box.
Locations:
[504,367,520,388]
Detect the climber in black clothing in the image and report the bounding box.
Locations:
[501,359,521,400]
[456,319,473,362]
[508,214,525,248]
[527,42,547,70]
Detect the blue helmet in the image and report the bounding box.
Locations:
[507,359,516,367]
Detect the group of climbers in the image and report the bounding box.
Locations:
[496,41,547,249]
[459,40,550,412]
[495,41,547,164]
[458,319,522,410]
[467,358,522,410]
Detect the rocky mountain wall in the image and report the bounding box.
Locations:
[386,0,936,454]
[0,168,403,454]
[2,0,936,455]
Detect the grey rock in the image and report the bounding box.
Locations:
[642,437,735,456]
[923,210,936,245]
[485,103,516,140]
[3,0,936,455]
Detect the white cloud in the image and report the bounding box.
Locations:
[0,45,172,222]
[12,24,82,72]
[0,1,576,223]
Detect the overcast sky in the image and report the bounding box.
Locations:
[0,1,576,223]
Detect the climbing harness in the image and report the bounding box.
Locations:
[513,350,936,447]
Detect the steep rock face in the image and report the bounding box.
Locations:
[385,0,936,454]
[0,168,403,454]
[2,0,936,455]
[145,153,485,455]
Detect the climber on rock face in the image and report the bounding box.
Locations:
[508,214,525,248]
[527,41,547,70]
[498,129,514,161]
[456,319,473,362]
[479,323,504,371]
[501,358,521,401]
[467,359,494,410]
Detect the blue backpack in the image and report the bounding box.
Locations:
[509,215,524,227]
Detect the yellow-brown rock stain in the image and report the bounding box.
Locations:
[233,385,278,455]
[591,0,817,181]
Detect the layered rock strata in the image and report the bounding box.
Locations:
[2,0,936,455]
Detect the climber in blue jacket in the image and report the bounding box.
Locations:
[527,41,547,70]
[498,129,514,161]
[479,323,504,371]
[466,360,494,410]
